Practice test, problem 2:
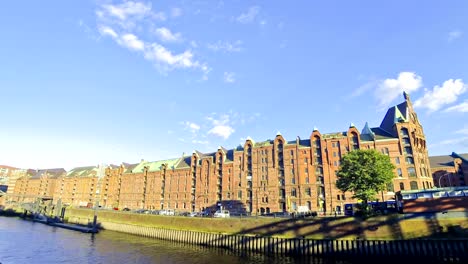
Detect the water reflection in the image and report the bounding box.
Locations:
[0,217,355,264]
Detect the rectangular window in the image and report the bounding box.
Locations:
[341,194,345,200]
[305,168,308,174]
[290,150,294,156]
[238,191,242,199]
[291,178,295,184]
[408,167,416,177]
[305,176,309,184]
[333,152,337,157]
[304,158,308,164]
[395,157,400,165]
[397,168,403,177]
[334,161,337,166]
[337,195,341,200]
[291,189,297,197]
[305,187,311,196]
[291,168,295,175]
[291,159,294,164]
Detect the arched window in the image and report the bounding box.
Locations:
[410,181,418,190]
[350,132,359,150]
[400,128,409,137]
[399,182,405,191]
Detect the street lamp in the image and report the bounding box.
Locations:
[438,173,452,188]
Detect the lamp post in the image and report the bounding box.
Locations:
[438,173,452,188]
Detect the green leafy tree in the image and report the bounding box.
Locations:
[336,149,395,215]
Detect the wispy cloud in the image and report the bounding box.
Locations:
[448,30,462,42]
[236,6,260,24]
[192,140,208,144]
[182,121,201,133]
[414,79,467,112]
[95,1,209,77]
[224,72,236,83]
[445,100,468,113]
[207,40,243,53]
[154,27,182,42]
[375,72,423,107]
[429,137,468,148]
[206,114,235,139]
[101,1,152,21]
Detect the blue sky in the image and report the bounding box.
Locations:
[1,0,467,170]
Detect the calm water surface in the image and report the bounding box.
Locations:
[0,217,353,264]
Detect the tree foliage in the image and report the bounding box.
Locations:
[336,149,395,210]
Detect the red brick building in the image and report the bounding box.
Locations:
[10,92,434,215]
[429,152,468,187]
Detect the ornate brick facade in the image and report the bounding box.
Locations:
[9,93,434,215]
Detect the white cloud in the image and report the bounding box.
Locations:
[375,72,423,107]
[183,121,200,133]
[96,2,209,77]
[192,140,208,144]
[445,101,468,113]
[144,43,202,69]
[154,27,182,42]
[448,30,462,42]
[98,25,118,38]
[207,40,243,52]
[102,1,152,21]
[171,7,182,17]
[429,137,468,148]
[414,79,467,112]
[236,6,260,24]
[119,33,145,51]
[224,72,236,83]
[208,125,235,139]
[206,114,235,139]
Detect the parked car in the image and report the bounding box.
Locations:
[189,212,198,217]
[159,209,175,216]
[213,210,230,218]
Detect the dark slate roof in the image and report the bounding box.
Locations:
[122,163,138,173]
[31,168,66,179]
[429,152,468,168]
[379,101,408,136]
[299,139,311,147]
[225,149,234,162]
[176,156,192,168]
[370,127,396,140]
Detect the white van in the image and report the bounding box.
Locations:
[213,210,230,218]
[160,209,175,216]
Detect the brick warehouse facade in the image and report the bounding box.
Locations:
[7,93,434,215]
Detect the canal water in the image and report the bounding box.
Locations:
[0,217,356,264]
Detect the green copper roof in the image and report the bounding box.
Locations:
[131,158,181,173]
[67,166,98,178]
[254,140,273,147]
[322,132,346,139]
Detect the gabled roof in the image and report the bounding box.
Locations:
[370,127,396,140]
[176,156,192,168]
[29,168,66,179]
[379,101,408,136]
[131,158,181,173]
[122,162,138,173]
[429,152,468,168]
[66,166,98,178]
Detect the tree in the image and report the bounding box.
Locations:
[336,149,395,215]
